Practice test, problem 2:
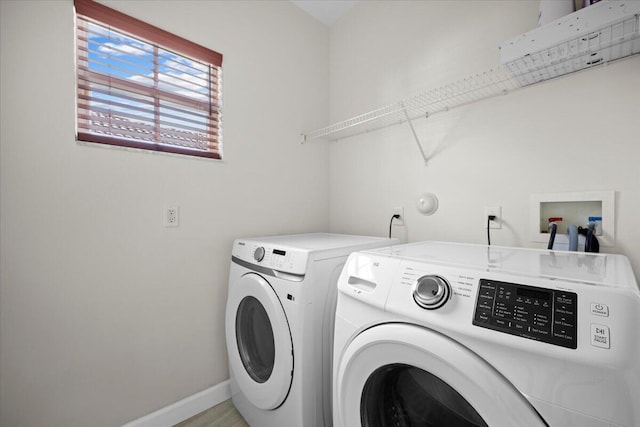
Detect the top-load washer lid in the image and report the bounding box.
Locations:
[363,241,638,289]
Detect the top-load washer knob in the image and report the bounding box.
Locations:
[412,275,450,310]
[253,247,266,262]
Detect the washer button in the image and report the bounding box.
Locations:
[591,303,609,317]
[591,324,610,349]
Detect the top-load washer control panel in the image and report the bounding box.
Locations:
[473,279,577,349]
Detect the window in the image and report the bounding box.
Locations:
[74,0,223,159]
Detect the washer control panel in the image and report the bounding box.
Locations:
[473,279,577,349]
[233,241,308,275]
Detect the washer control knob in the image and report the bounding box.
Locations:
[412,275,450,310]
[253,247,266,262]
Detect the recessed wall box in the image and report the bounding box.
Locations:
[500,0,640,86]
[531,191,615,247]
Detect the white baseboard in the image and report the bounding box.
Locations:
[122,380,231,427]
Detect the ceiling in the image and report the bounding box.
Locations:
[291,0,358,26]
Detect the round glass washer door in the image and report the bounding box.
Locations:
[225,273,293,410]
[334,323,547,427]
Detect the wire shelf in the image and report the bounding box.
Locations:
[502,14,640,86]
[303,2,640,145]
[302,66,522,142]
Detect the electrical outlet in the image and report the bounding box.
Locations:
[164,205,179,227]
[484,206,501,229]
[393,207,404,226]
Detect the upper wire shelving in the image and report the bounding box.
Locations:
[301,66,522,163]
[302,3,640,165]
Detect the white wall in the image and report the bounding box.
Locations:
[0,1,329,426]
[328,1,640,276]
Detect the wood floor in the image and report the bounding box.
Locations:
[174,399,249,427]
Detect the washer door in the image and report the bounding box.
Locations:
[226,272,293,410]
[335,324,547,427]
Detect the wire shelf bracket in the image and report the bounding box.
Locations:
[400,103,429,165]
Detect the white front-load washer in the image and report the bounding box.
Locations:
[333,241,640,427]
[225,233,397,427]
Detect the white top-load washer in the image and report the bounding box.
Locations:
[333,241,640,427]
[225,233,397,427]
